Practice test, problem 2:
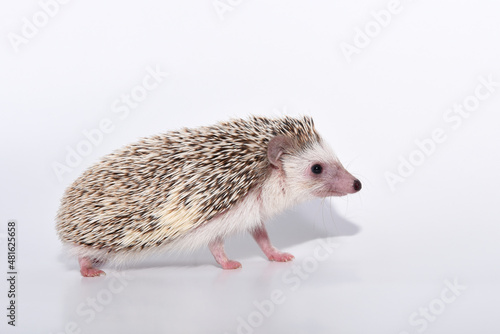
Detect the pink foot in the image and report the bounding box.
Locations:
[252,225,295,263]
[220,260,242,270]
[209,239,242,270]
[266,249,295,262]
[81,267,106,277]
[79,256,106,277]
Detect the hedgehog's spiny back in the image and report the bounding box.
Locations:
[56,115,321,254]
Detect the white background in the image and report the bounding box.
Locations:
[1,1,500,333]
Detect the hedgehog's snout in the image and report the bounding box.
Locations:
[322,166,361,197]
[353,179,362,192]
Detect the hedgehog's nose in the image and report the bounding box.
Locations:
[353,179,362,192]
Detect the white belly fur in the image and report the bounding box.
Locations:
[171,169,311,253]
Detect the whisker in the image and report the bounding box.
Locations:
[328,197,339,236]
[320,197,327,234]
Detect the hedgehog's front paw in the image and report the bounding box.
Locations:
[267,251,295,262]
[221,260,242,270]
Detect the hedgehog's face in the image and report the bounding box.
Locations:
[268,136,361,198]
[304,159,361,198]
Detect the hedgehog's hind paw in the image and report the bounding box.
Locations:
[220,260,242,270]
[209,239,242,270]
[79,256,106,277]
[81,267,106,277]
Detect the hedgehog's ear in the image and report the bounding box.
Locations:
[268,136,292,169]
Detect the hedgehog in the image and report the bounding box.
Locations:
[56,115,361,277]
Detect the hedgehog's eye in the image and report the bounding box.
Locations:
[311,164,322,174]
